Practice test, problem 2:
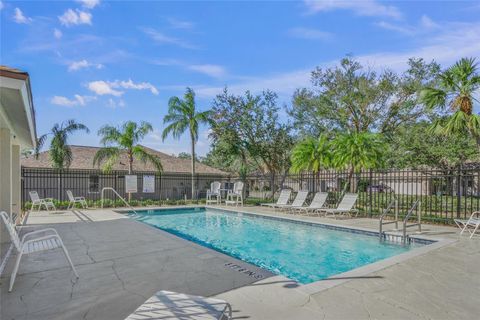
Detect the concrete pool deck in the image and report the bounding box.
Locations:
[1,206,479,319]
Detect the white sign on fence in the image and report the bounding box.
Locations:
[143,175,155,193]
[125,175,138,193]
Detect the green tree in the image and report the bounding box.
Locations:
[36,119,89,169]
[331,132,386,192]
[162,88,213,199]
[94,121,163,194]
[420,57,480,139]
[290,134,331,174]
[289,57,440,137]
[210,89,293,196]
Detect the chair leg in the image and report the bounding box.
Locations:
[469,224,480,239]
[60,243,79,278]
[9,252,23,292]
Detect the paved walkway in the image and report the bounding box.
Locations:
[0,206,478,319]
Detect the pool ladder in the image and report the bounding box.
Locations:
[379,200,421,244]
[101,187,138,214]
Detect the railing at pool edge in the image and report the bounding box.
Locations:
[100,187,138,214]
[379,198,398,240]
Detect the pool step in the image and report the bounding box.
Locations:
[382,231,409,244]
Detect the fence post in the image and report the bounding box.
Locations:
[369,169,373,217]
[456,165,462,219]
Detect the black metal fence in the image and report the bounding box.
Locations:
[21,166,480,222]
[244,167,480,223]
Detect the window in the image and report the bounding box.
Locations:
[89,175,99,193]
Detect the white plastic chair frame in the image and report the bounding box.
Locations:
[206,181,222,205]
[226,181,244,206]
[0,211,79,292]
[66,190,88,210]
[28,191,56,212]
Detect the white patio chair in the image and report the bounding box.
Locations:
[260,189,292,208]
[322,193,359,218]
[226,181,244,206]
[66,190,88,210]
[28,191,56,212]
[206,181,222,205]
[454,211,480,239]
[277,190,309,212]
[291,192,328,215]
[0,211,79,292]
[125,290,232,320]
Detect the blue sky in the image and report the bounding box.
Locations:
[1,0,480,156]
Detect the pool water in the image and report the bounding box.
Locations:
[131,207,423,284]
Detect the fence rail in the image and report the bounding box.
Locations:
[21,166,480,223]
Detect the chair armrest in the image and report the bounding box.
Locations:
[21,228,60,243]
[43,198,55,202]
[74,197,86,201]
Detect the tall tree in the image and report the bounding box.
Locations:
[289,57,440,138]
[36,119,89,169]
[94,121,163,200]
[162,88,213,199]
[331,132,385,192]
[420,57,480,140]
[210,89,293,196]
[290,134,331,174]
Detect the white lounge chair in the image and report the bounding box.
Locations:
[28,191,56,212]
[277,190,309,212]
[260,189,292,208]
[291,192,328,215]
[206,181,222,205]
[66,190,88,209]
[454,211,480,239]
[226,181,244,206]
[322,193,359,218]
[125,290,232,320]
[0,211,78,292]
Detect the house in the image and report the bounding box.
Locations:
[0,66,37,267]
[21,145,228,202]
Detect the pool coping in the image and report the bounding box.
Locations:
[117,205,457,295]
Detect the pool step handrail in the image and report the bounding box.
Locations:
[101,187,137,214]
[402,200,421,244]
[379,199,398,240]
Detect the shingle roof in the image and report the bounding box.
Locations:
[21,145,227,175]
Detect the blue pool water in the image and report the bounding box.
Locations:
[130,207,424,284]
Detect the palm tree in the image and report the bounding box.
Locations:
[94,121,163,199]
[331,132,385,193]
[290,134,331,174]
[162,88,213,199]
[36,119,89,169]
[420,57,480,138]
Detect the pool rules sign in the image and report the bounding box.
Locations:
[143,175,155,193]
[125,175,138,193]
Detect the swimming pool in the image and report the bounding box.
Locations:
[130,207,426,284]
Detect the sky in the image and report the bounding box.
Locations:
[1,0,480,156]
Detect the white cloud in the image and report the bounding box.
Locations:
[420,15,439,29]
[13,8,32,24]
[111,79,159,95]
[76,0,100,9]
[53,28,63,39]
[0,1,4,11]
[304,0,402,19]
[87,79,158,96]
[288,27,332,40]
[107,98,126,109]
[167,17,194,30]
[374,21,414,35]
[142,27,198,49]
[59,9,92,26]
[68,59,104,71]
[87,81,123,96]
[188,64,226,78]
[51,94,95,107]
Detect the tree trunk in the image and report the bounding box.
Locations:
[269,171,276,199]
[191,133,196,200]
[342,166,355,195]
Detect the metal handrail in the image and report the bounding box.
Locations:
[101,187,137,214]
[402,200,421,243]
[379,199,398,240]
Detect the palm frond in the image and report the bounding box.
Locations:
[35,134,49,158]
[93,147,120,173]
[132,146,163,173]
